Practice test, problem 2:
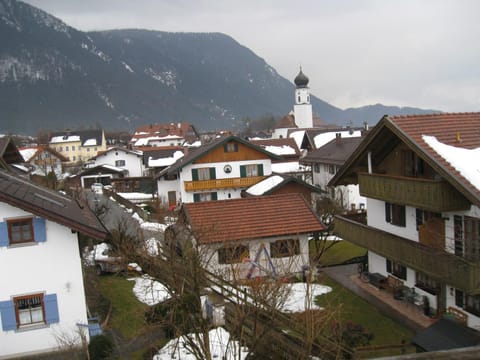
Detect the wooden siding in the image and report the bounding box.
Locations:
[358,173,470,212]
[334,215,480,293]
[194,141,270,164]
[184,176,265,191]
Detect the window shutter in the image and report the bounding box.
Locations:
[209,167,216,180]
[258,164,264,176]
[191,168,198,181]
[0,222,8,247]
[33,218,46,243]
[399,206,406,227]
[211,192,218,201]
[400,265,407,280]
[386,259,392,273]
[193,194,200,203]
[240,165,246,178]
[0,300,17,331]
[44,294,60,324]
[385,202,391,223]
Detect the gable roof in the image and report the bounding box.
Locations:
[19,146,68,163]
[91,146,143,160]
[246,173,321,196]
[0,137,24,169]
[250,138,301,159]
[182,193,324,244]
[156,135,281,179]
[301,136,363,166]
[329,112,480,207]
[0,169,107,240]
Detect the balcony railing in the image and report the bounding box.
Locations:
[334,214,480,294]
[184,176,265,192]
[358,173,470,212]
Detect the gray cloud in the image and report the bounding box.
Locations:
[22,0,480,112]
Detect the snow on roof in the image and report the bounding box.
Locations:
[19,147,37,161]
[83,138,98,146]
[154,327,249,360]
[423,135,480,192]
[289,130,305,148]
[129,275,171,306]
[247,175,284,195]
[264,145,296,155]
[117,192,154,200]
[314,130,362,149]
[134,135,183,147]
[271,161,306,173]
[50,135,80,143]
[148,150,184,167]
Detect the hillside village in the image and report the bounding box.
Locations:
[2,68,480,359]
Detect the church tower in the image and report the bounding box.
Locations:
[293,67,313,128]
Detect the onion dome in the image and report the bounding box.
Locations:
[294,68,309,88]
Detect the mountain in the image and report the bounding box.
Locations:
[0,0,437,135]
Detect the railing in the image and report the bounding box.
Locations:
[358,173,470,212]
[334,214,480,294]
[184,176,266,191]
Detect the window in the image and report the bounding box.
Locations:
[72,145,75,151]
[455,290,480,317]
[65,146,69,152]
[386,259,406,280]
[224,142,239,153]
[385,202,406,227]
[240,164,264,178]
[192,167,216,181]
[87,148,90,152]
[313,164,320,173]
[0,293,59,330]
[218,245,249,264]
[464,216,480,261]
[193,192,218,202]
[415,209,441,230]
[454,215,464,256]
[328,165,336,175]
[270,239,300,258]
[115,160,126,167]
[0,218,46,247]
[72,156,76,161]
[415,271,438,295]
[58,146,63,152]
[8,218,34,244]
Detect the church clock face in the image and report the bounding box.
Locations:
[224,164,232,173]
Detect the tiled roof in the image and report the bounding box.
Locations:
[49,129,104,147]
[131,122,199,144]
[0,169,107,240]
[301,136,363,165]
[246,173,321,196]
[389,113,480,205]
[183,193,324,244]
[250,138,301,158]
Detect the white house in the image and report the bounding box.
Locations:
[0,170,107,358]
[330,113,480,330]
[90,146,146,177]
[156,135,280,207]
[177,193,324,281]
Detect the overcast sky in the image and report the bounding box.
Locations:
[23,0,480,112]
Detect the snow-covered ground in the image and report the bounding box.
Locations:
[129,275,171,306]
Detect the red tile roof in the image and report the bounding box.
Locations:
[183,193,324,244]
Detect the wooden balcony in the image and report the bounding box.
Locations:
[334,215,480,294]
[358,173,470,212]
[184,176,265,192]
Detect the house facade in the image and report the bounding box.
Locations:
[49,129,107,163]
[330,113,480,329]
[179,193,324,281]
[19,146,67,178]
[0,170,107,358]
[90,147,145,177]
[156,136,279,206]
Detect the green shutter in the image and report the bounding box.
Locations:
[193,194,200,202]
[209,167,216,180]
[258,164,264,176]
[240,165,246,178]
[192,168,198,181]
[211,192,218,201]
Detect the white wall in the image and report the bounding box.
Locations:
[0,203,89,359]
[200,234,310,281]
[93,150,144,177]
[157,179,181,206]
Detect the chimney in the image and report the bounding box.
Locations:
[336,133,341,144]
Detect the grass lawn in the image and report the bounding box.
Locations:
[311,239,367,267]
[98,274,149,339]
[315,275,415,357]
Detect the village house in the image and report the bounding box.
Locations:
[90,146,146,178]
[176,193,324,281]
[48,129,107,164]
[329,113,480,329]
[156,135,280,207]
[130,122,199,148]
[19,146,68,178]
[301,134,366,211]
[0,169,107,358]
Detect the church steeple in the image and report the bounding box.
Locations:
[293,67,313,128]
